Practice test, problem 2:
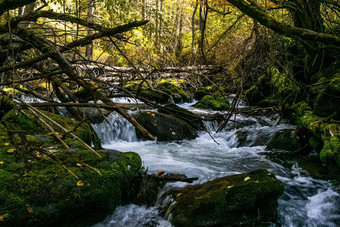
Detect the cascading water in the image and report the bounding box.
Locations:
[92,101,340,227]
[92,112,138,144]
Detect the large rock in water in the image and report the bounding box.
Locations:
[161,169,284,226]
[193,95,230,111]
[134,111,198,141]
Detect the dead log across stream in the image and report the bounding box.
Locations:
[77,64,225,82]
[24,102,277,116]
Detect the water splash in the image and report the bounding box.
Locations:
[92,112,137,144]
[93,204,172,227]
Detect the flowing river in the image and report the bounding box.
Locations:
[91,100,340,227]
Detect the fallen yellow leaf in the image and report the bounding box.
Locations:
[244,176,251,181]
[7,149,15,153]
[27,207,33,213]
[77,180,84,187]
[0,215,4,221]
[76,163,82,167]
[4,142,9,146]
[36,152,41,158]
[151,113,155,117]
[0,161,4,165]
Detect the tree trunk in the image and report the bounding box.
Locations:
[85,0,95,61]
[192,0,198,51]
[142,0,146,20]
[199,0,208,64]
[286,0,326,83]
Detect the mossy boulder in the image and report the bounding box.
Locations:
[193,86,214,100]
[320,137,340,167]
[161,169,284,226]
[290,101,340,168]
[134,111,197,141]
[0,110,141,226]
[193,95,230,111]
[0,147,142,226]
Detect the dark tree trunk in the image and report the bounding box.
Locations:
[286,0,326,83]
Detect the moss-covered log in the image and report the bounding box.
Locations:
[227,0,340,47]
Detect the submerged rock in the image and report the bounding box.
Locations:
[161,169,284,226]
[134,111,197,141]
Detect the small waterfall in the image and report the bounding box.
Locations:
[92,112,137,144]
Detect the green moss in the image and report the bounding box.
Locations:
[291,101,340,168]
[140,88,170,103]
[269,66,299,106]
[193,95,230,111]
[166,169,284,226]
[1,109,98,147]
[193,86,214,100]
[320,137,340,167]
[125,80,188,104]
[156,81,188,103]
[0,148,142,226]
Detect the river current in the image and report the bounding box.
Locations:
[91,99,340,227]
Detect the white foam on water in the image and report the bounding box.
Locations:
[92,104,340,226]
[93,204,172,227]
[306,188,340,227]
[110,97,144,104]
